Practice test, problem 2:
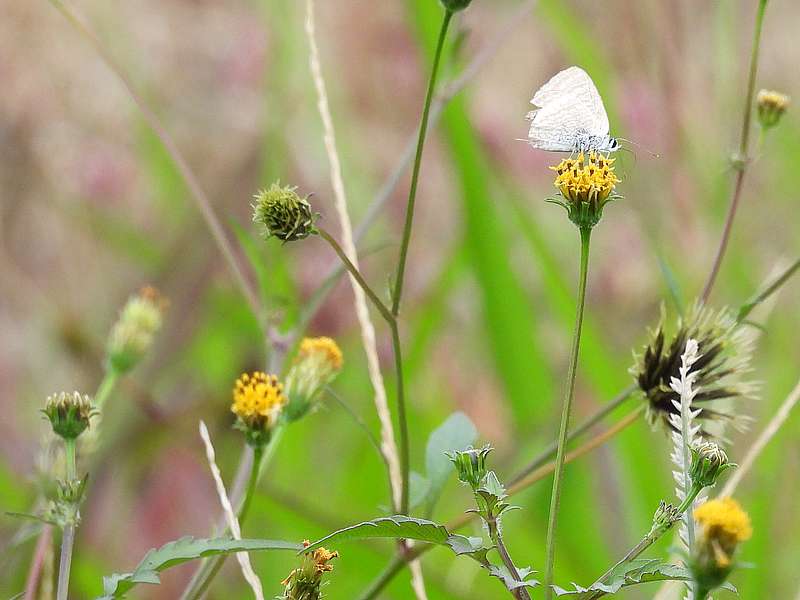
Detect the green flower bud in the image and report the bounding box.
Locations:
[284,337,344,422]
[690,440,735,488]
[756,89,790,130]
[42,392,96,440]
[447,445,492,490]
[440,0,473,11]
[253,183,318,242]
[107,286,165,374]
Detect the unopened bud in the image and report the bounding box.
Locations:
[756,89,790,130]
[690,440,735,488]
[447,445,492,490]
[42,392,96,440]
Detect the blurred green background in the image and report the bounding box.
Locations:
[1,0,798,598]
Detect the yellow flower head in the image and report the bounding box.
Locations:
[551,151,619,205]
[299,336,344,371]
[694,497,752,546]
[231,372,286,435]
[311,547,339,574]
[548,151,620,229]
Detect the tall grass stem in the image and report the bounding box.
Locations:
[55,438,77,600]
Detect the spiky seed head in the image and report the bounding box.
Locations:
[631,302,757,439]
[253,183,317,242]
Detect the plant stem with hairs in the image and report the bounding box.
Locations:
[701,0,769,302]
[543,227,592,600]
[356,408,642,600]
[55,438,77,600]
[487,514,531,600]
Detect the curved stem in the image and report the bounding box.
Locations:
[700,0,769,302]
[391,8,453,317]
[544,226,592,600]
[55,438,77,600]
[357,408,642,600]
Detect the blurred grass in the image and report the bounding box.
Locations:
[2,1,800,599]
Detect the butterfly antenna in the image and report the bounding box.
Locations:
[617,137,660,159]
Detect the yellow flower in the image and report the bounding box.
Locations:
[695,497,752,548]
[548,152,620,229]
[284,337,344,422]
[280,541,339,600]
[231,372,286,442]
[552,152,619,204]
[299,336,344,371]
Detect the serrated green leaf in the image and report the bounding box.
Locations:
[303,515,492,567]
[552,559,707,598]
[424,412,478,515]
[97,536,301,599]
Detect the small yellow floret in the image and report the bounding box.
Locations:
[694,497,752,544]
[312,547,339,574]
[299,336,344,371]
[231,372,286,428]
[551,151,619,204]
[757,89,790,112]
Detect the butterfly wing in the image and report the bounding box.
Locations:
[528,66,610,139]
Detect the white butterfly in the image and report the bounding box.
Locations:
[525,66,619,153]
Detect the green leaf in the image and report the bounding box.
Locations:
[303,515,488,564]
[424,411,478,515]
[489,565,540,592]
[551,559,733,598]
[97,536,302,599]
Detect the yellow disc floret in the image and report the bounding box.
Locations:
[694,497,752,545]
[232,372,287,433]
[551,151,619,205]
[299,336,344,371]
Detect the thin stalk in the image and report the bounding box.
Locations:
[736,257,800,322]
[93,368,119,409]
[317,228,394,325]
[543,227,592,600]
[55,438,77,600]
[356,409,642,600]
[509,384,636,486]
[317,227,413,512]
[48,0,262,321]
[588,483,704,600]
[701,0,769,302]
[489,518,531,600]
[391,8,454,317]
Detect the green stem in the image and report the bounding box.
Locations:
[391,8,453,317]
[317,226,411,513]
[737,257,800,322]
[588,484,704,599]
[509,384,636,486]
[543,226,592,600]
[700,0,769,302]
[180,440,270,600]
[94,368,120,410]
[488,518,531,600]
[317,228,394,325]
[55,439,78,600]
